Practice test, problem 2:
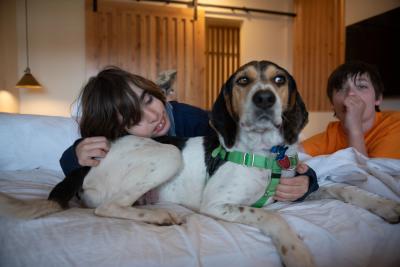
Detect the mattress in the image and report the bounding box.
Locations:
[0,149,399,267]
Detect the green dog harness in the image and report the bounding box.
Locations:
[211,145,299,208]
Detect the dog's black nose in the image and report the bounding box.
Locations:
[252,90,276,109]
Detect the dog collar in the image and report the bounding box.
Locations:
[211,145,298,208]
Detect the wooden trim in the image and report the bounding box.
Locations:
[293,0,345,111]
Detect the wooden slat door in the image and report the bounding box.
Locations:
[293,0,345,111]
[85,0,206,109]
[205,18,241,109]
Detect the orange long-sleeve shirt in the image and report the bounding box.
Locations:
[301,111,400,159]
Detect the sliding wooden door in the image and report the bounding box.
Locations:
[85,0,206,108]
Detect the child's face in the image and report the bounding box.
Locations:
[331,73,381,122]
[125,88,171,138]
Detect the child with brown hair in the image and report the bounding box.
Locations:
[302,61,400,158]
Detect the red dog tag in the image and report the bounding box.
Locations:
[277,155,290,169]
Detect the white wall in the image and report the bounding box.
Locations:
[16,0,85,116]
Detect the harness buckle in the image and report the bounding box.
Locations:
[242,153,255,166]
[242,153,248,165]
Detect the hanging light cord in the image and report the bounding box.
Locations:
[24,0,30,69]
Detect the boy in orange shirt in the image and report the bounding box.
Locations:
[301,61,400,159]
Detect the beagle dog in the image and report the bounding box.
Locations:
[1,61,399,267]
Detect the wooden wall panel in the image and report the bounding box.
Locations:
[293,0,345,111]
[85,0,206,109]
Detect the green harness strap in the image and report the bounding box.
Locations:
[211,145,298,208]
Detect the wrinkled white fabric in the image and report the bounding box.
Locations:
[1,162,399,267]
[302,148,400,201]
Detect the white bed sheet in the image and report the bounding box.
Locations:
[1,149,400,267]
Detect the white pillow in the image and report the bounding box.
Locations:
[0,113,80,172]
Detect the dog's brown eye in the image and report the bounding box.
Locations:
[236,76,250,85]
[274,75,286,85]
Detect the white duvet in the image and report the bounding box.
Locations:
[0,149,399,267]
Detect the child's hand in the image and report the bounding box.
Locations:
[274,163,310,202]
[342,94,365,136]
[76,137,110,167]
[341,94,369,156]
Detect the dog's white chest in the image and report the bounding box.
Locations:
[156,137,208,210]
[200,162,272,211]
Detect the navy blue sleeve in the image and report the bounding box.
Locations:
[170,101,214,137]
[59,138,84,176]
[294,166,319,202]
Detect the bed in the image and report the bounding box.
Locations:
[0,112,399,267]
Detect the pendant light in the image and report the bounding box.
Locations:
[16,0,42,89]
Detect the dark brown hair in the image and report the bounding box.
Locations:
[327,61,384,111]
[77,66,165,141]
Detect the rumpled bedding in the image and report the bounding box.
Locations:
[303,147,400,202]
[0,148,399,267]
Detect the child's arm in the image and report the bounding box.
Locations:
[59,139,82,175]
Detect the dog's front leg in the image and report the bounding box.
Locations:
[93,162,185,225]
[201,204,315,267]
[93,169,185,225]
[308,184,400,223]
[95,202,183,225]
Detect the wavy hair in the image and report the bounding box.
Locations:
[77,66,165,141]
[327,61,384,111]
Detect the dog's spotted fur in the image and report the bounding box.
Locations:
[1,61,399,267]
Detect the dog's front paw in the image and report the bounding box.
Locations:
[152,209,184,226]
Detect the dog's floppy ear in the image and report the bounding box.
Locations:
[210,77,237,148]
[282,75,308,144]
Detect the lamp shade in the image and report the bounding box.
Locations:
[16,0,42,90]
[15,67,42,89]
